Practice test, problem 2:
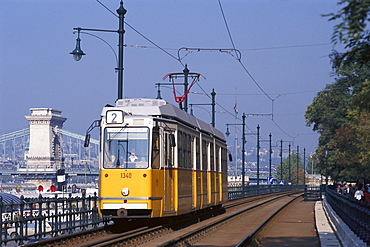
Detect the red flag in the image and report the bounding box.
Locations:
[233,103,238,114]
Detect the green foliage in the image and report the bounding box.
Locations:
[353,79,370,111]
[324,0,370,69]
[305,0,370,181]
[324,0,370,47]
[276,151,305,185]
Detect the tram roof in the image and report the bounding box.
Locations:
[111,98,225,141]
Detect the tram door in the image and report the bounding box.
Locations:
[163,132,175,213]
[214,145,221,203]
[209,142,216,205]
[193,137,201,210]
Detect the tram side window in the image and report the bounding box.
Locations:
[177,131,192,169]
[151,127,160,169]
[185,133,192,169]
[216,145,220,172]
[221,147,227,173]
[164,132,174,167]
[195,137,200,170]
[210,142,214,171]
[202,140,207,171]
[178,131,183,168]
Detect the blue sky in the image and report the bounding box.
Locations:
[0,1,342,156]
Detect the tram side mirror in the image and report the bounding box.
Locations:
[84,134,91,147]
[228,153,233,162]
[169,134,176,147]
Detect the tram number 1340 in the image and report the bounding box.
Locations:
[121,173,133,178]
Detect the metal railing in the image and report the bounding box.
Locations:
[325,187,370,245]
[303,185,323,201]
[0,192,108,246]
[228,184,305,200]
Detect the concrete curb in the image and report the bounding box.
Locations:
[315,200,341,247]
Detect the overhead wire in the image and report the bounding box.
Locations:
[123,21,184,67]
[240,43,331,51]
[96,0,302,141]
[96,0,184,67]
[194,82,258,134]
[217,0,296,139]
[217,0,273,102]
[126,43,331,52]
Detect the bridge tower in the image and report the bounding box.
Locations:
[21,108,67,188]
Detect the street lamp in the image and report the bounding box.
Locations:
[325,147,329,185]
[70,1,126,100]
[70,29,85,61]
[226,113,246,195]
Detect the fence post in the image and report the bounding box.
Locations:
[67,194,73,234]
[92,192,99,227]
[19,195,25,245]
[82,191,87,231]
[54,194,59,237]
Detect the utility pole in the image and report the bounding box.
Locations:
[257,125,260,186]
[280,139,283,181]
[211,89,216,127]
[303,148,306,185]
[269,133,272,178]
[183,65,189,112]
[225,113,246,196]
[288,144,291,183]
[296,145,299,185]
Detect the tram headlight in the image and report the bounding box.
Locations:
[121,187,130,196]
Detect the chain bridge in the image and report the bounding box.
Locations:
[0,108,99,190]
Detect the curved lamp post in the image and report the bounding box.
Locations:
[70,1,126,100]
[325,147,329,185]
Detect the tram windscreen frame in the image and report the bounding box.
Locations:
[103,127,149,169]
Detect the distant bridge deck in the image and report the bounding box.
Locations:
[0,167,98,176]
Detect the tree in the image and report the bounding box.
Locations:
[305,0,370,182]
[324,0,370,68]
[276,151,305,185]
[305,155,318,175]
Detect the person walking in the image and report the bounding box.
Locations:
[335,184,343,194]
[354,183,364,201]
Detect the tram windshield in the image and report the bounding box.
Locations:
[103,127,149,169]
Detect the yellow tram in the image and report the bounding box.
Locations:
[98,98,228,219]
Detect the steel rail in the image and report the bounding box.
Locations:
[235,194,303,246]
[156,191,303,246]
[22,191,302,247]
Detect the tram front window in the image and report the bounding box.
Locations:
[103,127,149,169]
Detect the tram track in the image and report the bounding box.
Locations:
[21,190,302,247]
[152,191,303,246]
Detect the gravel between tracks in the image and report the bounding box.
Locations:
[256,198,319,247]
